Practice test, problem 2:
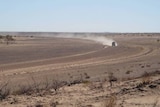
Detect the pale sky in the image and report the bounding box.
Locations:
[0,0,160,32]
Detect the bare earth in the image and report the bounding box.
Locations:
[0,35,160,107]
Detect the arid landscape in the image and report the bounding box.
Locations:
[0,33,160,107]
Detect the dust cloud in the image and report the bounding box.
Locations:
[56,34,118,46]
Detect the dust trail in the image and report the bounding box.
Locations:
[55,34,118,46]
[84,36,118,46]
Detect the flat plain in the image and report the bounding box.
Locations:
[0,33,160,107]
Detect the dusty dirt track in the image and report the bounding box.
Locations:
[0,35,160,107]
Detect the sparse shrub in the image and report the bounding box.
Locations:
[35,104,43,107]
[30,76,41,93]
[103,95,117,107]
[84,105,93,107]
[0,82,10,101]
[50,101,59,107]
[126,70,133,74]
[141,66,145,68]
[142,72,151,84]
[96,82,103,89]
[10,97,18,104]
[14,84,33,95]
[82,80,91,84]
[68,74,84,86]
[0,35,3,39]
[42,77,50,90]
[51,79,63,93]
[136,72,151,89]
[146,64,151,67]
[88,81,104,90]
[108,73,117,87]
[4,35,15,45]
[13,75,67,96]
[148,84,157,89]
[68,79,82,86]
[155,70,160,74]
[84,73,90,79]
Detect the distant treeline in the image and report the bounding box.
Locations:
[0,32,160,37]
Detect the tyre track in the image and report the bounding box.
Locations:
[0,43,155,77]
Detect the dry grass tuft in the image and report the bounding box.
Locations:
[103,95,117,107]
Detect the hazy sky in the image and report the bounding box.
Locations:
[0,0,160,32]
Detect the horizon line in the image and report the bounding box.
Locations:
[0,31,160,34]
